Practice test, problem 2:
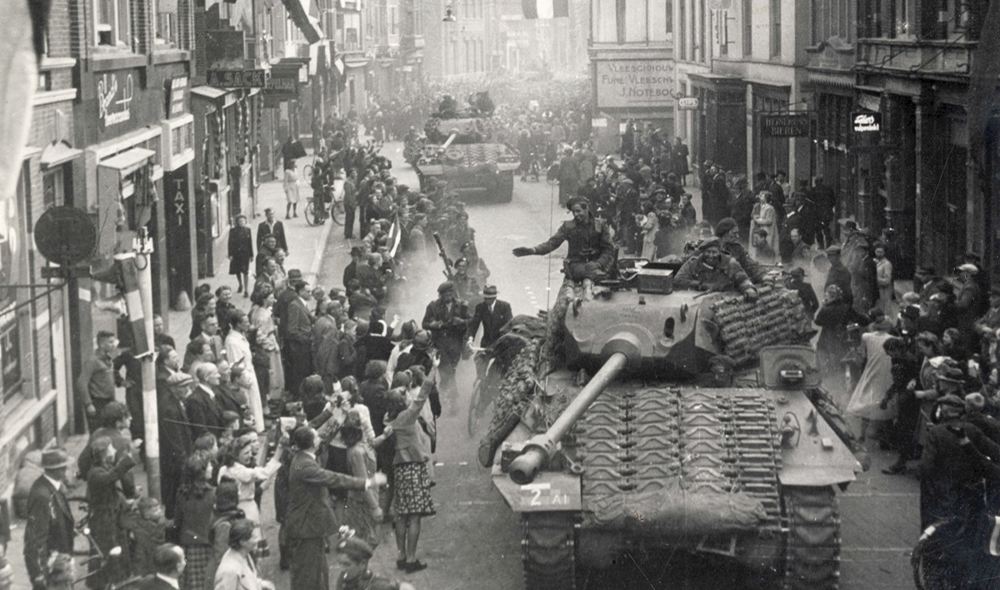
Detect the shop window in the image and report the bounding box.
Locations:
[811,0,852,44]
[95,0,132,48]
[42,168,67,211]
[593,0,617,43]
[0,307,22,404]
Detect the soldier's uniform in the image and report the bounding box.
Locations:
[674,252,754,295]
[528,215,616,283]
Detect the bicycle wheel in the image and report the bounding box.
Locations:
[304,200,320,226]
[329,196,344,225]
[467,378,484,437]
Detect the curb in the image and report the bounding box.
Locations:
[309,213,335,279]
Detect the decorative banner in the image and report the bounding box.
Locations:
[595,60,675,109]
[760,113,811,138]
[852,112,882,133]
[207,70,267,89]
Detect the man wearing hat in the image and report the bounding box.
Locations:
[920,394,1000,529]
[973,285,1000,358]
[158,372,195,519]
[274,268,305,346]
[335,535,414,590]
[955,263,984,335]
[467,285,513,379]
[512,197,615,288]
[256,208,288,254]
[23,448,75,590]
[422,282,471,413]
[674,238,758,300]
[785,267,819,319]
[557,147,580,206]
[823,245,854,308]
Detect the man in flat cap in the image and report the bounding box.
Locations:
[674,238,758,300]
[158,372,195,518]
[422,281,471,413]
[512,197,615,295]
[955,263,984,336]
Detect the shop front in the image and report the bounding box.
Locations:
[590,59,676,157]
[687,73,746,176]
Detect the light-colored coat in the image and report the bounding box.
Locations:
[214,548,263,590]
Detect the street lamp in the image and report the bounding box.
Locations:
[443,4,457,22]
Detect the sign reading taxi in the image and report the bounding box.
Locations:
[207,69,267,89]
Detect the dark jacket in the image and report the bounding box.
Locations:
[468,299,513,348]
[256,220,288,252]
[530,215,615,272]
[825,261,855,308]
[186,386,225,439]
[175,486,216,546]
[286,297,314,345]
[284,451,366,539]
[422,298,472,364]
[23,476,75,584]
[228,226,253,266]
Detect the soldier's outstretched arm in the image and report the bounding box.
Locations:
[513,224,568,257]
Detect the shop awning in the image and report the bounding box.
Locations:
[281,0,324,44]
[100,147,155,177]
[344,57,369,69]
[41,140,82,169]
[191,85,228,100]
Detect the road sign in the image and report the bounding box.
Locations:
[34,206,97,266]
[207,69,267,89]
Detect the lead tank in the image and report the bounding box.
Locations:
[414,116,520,202]
[486,268,863,590]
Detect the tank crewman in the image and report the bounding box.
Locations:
[697,355,737,388]
[715,217,767,283]
[674,238,759,301]
[512,196,616,285]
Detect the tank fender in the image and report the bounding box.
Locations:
[493,472,582,513]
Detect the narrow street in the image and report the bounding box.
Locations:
[256,142,920,590]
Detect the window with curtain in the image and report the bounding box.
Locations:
[593,0,617,42]
[811,0,852,43]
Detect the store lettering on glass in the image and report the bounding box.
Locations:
[97,73,134,127]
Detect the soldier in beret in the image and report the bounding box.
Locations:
[335,535,414,590]
[422,281,471,413]
[673,239,758,300]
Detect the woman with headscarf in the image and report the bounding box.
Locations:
[749,191,777,260]
[846,311,898,442]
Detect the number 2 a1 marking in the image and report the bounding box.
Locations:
[529,488,542,506]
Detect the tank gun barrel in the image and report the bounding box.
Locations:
[441,133,459,150]
[509,351,628,485]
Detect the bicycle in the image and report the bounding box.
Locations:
[304,185,345,227]
[64,495,143,589]
[467,351,499,437]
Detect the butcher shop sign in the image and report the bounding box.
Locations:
[596,60,675,109]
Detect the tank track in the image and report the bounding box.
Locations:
[707,285,811,365]
[783,486,841,590]
[522,512,577,590]
[571,386,783,529]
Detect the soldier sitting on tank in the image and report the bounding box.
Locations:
[674,238,760,301]
[437,94,459,119]
[511,196,616,295]
[715,217,768,284]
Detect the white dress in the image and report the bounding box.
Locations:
[225,330,265,433]
[217,455,281,527]
[846,331,896,420]
[282,169,300,204]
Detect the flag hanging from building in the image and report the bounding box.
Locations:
[522,0,569,19]
[387,213,403,259]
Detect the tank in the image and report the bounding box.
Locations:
[413,115,520,203]
[485,267,864,590]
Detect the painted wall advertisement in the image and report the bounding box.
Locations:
[595,60,675,109]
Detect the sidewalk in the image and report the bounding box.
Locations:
[3,158,342,590]
[163,154,339,345]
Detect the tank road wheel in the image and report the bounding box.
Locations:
[783,486,841,590]
[497,171,514,203]
[522,512,576,590]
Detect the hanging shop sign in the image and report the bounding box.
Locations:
[852,112,882,133]
[166,76,188,118]
[760,113,811,138]
[677,97,699,110]
[97,72,135,127]
[595,60,675,109]
[207,69,268,89]
[264,67,300,99]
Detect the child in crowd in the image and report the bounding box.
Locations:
[123,497,173,577]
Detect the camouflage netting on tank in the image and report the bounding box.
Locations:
[702,285,812,365]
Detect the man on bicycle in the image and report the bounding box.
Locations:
[467,285,513,380]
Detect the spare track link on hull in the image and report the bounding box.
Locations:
[783,486,841,590]
[573,387,783,530]
[523,512,577,590]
